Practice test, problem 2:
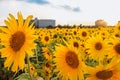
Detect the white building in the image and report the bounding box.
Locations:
[33,18,55,28]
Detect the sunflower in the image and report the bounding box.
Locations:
[55,27,60,33]
[54,44,86,80]
[88,28,95,35]
[65,35,73,41]
[41,33,51,45]
[0,27,3,33]
[109,37,120,59]
[42,61,53,73]
[51,33,59,43]
[67,38,82,50]
[85,35,110,61]
[86,58,120,80]
[72,28,78,38]
[114,22,120,31]
[79,28,89,41]
[0,12,36,72]
[52,33,58,39]
[41,69,51,80]
[42,47,52,60]
[41,60,52,80]
[25,63,38,77]
[98,29,110,39]
[37,31,44,39]
[112,30,120,38]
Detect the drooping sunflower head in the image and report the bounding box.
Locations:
[42,47,52,60]
[54,44,85,80]
[0,12,37,72]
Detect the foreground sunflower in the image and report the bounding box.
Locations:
[54,44,86,80]
[109,37,120,58]
[86,58,120,80]
[0,12,36,72]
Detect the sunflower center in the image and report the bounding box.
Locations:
[65,51,79,68]
[102,33,105,36]
[45,36,49,41]
[115,34,119,37]
[47,52,50,56]
[10,31,25,52]
[118,26,120,30]
[82,31,87,37]
[73,31,77,35]
[31,67,34,71]
[65,33,67,35]
[73,42,79,48]
[53,34,57,38]
[46,62,50,68]
[95,42,102,50]
[114,43,120,54]
[96,70,113,79]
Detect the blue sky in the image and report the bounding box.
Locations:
[0,0,120,26]
[26,0,50,5]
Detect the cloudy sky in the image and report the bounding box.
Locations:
[0,0,120,26]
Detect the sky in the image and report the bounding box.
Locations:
[0,0,120,26]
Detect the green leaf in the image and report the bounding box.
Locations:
[14,73,30,80]
[35,69,46,74]
[35,77,44,80]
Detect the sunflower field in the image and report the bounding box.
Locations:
[0,12,120,80]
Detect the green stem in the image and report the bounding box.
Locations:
[12,69,20,79]
[35,49,38,64]
[26,54,32,80]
